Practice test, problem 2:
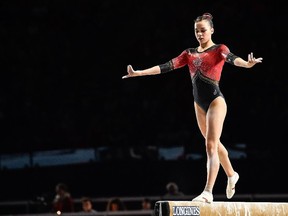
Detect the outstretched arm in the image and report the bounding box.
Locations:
[122,65,161,79]
[234,52,263,68]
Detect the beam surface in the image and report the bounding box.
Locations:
[154,200,288,216]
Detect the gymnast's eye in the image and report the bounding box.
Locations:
[195,29,207,34]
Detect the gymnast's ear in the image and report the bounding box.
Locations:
[211,28,214,34]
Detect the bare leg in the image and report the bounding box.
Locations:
[218,142,235,177]
[194,99,236,178]
[192,97,232,203]
[204,97,226,191]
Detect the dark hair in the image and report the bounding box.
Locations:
[81,197,92,203]
[194,12,214,28]
[107,197,126,211]
[56,183,69,192]
[166,182,179,192]
[143,198,151,202]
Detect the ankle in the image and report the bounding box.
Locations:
[203,190,213,195]
[204,185,213,194]
[228,172,237,179]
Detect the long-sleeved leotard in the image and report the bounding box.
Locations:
[159,44,238,112]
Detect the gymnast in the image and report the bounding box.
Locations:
[122,12,263,203]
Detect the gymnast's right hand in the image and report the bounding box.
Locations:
[122,65,136,79]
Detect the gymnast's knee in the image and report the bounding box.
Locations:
[205,140,219,156]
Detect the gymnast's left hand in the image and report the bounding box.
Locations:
[247,52,263,67]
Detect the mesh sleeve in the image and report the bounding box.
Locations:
[159,60,174,73]
[226,52,239,65]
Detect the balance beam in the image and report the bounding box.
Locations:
[154,200,288,216]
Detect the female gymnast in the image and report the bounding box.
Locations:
[122,12,263,203]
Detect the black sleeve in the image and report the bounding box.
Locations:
[159,60,174,74]
[226,52,239,65]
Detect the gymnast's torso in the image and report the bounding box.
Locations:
[159,44,238,112]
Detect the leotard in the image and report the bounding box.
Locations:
[159,44,238,112]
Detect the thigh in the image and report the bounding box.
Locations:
[206,97,227,141]
[194,102,207,138]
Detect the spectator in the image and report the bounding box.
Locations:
[51,183,74,213]
[141,197,152,210]
[163,182,185,199]
[80,196,97,213]
[106,197,126,211]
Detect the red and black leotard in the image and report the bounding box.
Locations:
[159,44,238,112]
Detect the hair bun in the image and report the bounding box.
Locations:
[202,13,213,19]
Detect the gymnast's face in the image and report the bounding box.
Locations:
[194,20,214,45]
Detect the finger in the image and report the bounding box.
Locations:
[256,57,263,63]
[128,65,134,74]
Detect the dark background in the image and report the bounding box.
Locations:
[0,0,287,205]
